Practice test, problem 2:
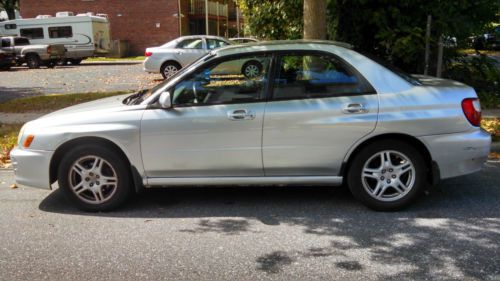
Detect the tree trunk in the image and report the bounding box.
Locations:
[1,0,17,20]
[303,0,327,40]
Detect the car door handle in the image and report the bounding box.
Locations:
[227,109,256,120]
[342,103,369,114]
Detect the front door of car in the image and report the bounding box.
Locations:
[141,53,273,178]
[262,52,379,176]
[173,38,207,66]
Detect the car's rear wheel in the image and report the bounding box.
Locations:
[161,62,181,79]
[241,60,262,78]
[347,140,426,211]
[25,54,41,69]
[57,144,133,211]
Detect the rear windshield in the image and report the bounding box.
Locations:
[357,50,422,86]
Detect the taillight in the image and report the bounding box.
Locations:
[145,51,152,57]
[47,46,52,54]
[461,98,481,126]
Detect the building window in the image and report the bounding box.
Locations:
[20,28,44,39]
[48,26,73,38]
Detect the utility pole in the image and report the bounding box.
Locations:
[205,0,209,35]
[436,35,444,77]
[424,15,432,75]
[217,2,220,36]
[236,6,240,37]
[177,0,182,36]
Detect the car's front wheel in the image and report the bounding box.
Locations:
[347,140,426,211]
[57,144,133,211]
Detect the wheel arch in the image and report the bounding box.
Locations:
[49,136,143,193]
[342,133,438,185]
[161,59,182,70]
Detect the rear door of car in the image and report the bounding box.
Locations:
[262,50,379,176]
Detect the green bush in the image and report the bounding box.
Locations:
[443,55,500,109]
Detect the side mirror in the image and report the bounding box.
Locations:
[159,91,172,109]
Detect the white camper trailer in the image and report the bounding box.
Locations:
[0,12,111,63]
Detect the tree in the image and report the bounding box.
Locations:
[237,0,303,40]
[303,0,327,39]
[0,0,18,20]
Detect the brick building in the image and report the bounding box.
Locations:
[19,0,244,55]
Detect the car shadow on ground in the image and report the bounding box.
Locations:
[0,86,47,103]
[39,162,500,279]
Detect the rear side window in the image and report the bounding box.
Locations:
[14,37,30,46]
[5,24,17,30]
[177,38,203,49]
[48,26,73,38]
[273,54,371,100]
[206,39,229,50]
[20,28,44,39]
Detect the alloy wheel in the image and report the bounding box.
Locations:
[68,155,118,204]
[361,150,416,202]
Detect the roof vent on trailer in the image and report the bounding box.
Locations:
[56,11,74,17]
[35,15,52,19]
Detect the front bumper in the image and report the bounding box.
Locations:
[10,147,53,190]
[419,129,491,180]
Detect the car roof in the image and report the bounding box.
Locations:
[212,39,353,56]
[175,35,229,41]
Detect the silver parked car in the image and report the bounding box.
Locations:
[11,40,491,212]
[143,35,231,79]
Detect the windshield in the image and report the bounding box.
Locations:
[356,50,422,86]
[124,53,214,105]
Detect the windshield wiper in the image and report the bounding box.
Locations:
[123,89,148,105]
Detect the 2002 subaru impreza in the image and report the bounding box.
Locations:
[10,40,491,211]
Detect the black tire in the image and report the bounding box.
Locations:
[25,54,41,69]
[57,144,133,212]
[241,60,263,78]
[347,140,426,211]
[160,61,181,79]
[46,60,57,68]
[57,59,68,66]
[69,59,83,65]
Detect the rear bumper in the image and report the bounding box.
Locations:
[143,57,161,73]
[419,129,491,179]
[10,147,53,190]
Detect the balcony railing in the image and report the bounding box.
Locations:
[189,0,228,17]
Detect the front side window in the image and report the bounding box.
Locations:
[20,28,44,39]
[207,39,229,50]
[273,54,369,100]
[172,55,271,106]
[177,38,204,49]
[48,26,73,38]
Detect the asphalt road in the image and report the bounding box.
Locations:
[0,162,499,281]
[0,62,162,103]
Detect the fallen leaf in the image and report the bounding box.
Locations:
[10,183,17,189]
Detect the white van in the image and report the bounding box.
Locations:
[0,12,111,64]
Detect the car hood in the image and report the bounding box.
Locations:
[40,94,132,119]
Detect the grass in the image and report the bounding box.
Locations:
[0,123,22,167]
[482,117,500,142]
[0,91,130,113]
[85,56,145,62]
[457,49,500,56]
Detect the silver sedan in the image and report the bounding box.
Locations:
[143,35,231,79]
[11,40,491,211]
